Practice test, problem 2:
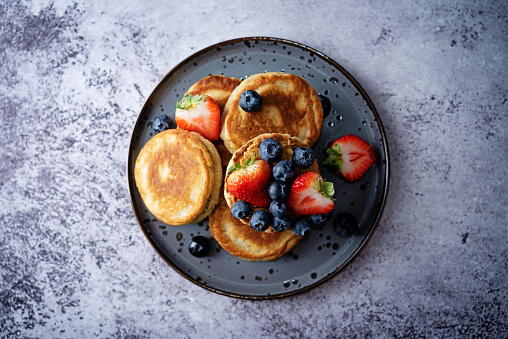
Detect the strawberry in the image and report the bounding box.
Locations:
[226,155,271,208]
[288,172,335,215]
[323,134,375,181]
[175,93,220,141]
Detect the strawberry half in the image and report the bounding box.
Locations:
[175,93,220,141]
[288,172,335,215]
[323,134,376,181]
[226,155,271,208]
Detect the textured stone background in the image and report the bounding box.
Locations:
[1,0,507,337]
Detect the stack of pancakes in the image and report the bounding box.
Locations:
[223,132,320,227]
[134,72,323,261]
[134,129,222,225]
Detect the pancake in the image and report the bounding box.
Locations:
[134,129,222,225]
[189,132,223,223]
[214,139,233,171]
[186,75,241,114]
[220,72,323,153]
[224,133,320,228]
[209,199,302,261]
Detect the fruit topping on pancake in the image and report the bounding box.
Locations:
[226,155,271,208]
[288,172,335,216]
[225,134,334,235]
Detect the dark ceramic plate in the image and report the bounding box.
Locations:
[127,37,389,299]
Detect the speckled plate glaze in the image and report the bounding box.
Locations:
[127,37,389,299]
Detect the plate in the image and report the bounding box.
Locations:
[127,37,389,299]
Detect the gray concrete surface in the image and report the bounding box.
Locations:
[0,0,506,337]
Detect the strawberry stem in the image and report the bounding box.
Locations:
[228,155,257,173]
[176,93,205,110]
[318,178,335,201]
[323,144,343,171]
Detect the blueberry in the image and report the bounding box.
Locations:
[231,201,251,219]
[239,90,262,112]
[309,213,328,225]
[272,216,292,232]
[333,213,359,237]
[269,200,288,218]
[250,210,273,232]
[259,138,283,162]
[268,181,290,201]
[292,147,315,168]
[272,160,296,183]
[293,217,310,236]
[152,115,173,133]
[188,236,210,257]
[318,94,331,118]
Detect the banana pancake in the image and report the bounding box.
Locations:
[220,72,323,153]
[209,199,302,261]
[134,129,222,225]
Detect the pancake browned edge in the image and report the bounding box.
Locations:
[186,75,241,114]
[209,199,302,261]
[134,129,222,226]
[220,72,323,153]
[190,132,223,223]
[224,133,320,230]
[185,75,241,169]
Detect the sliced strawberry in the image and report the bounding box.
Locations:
[288,172,335,215]
[226,155,271,208]
[175,94,220,141]
[323,134,375,181]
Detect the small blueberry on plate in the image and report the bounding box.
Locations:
[333,213,359,237]
[318,94,331,118]
[188,236,210,257]
[152,115,173,133]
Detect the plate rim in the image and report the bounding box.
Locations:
[127,36,390,300]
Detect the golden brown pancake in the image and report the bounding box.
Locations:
[220,72,323,153]
[186,75,241,114]
[189,132,223,223]
[224,133,320,229]
[214,139,233,172]
[209,199,302,261]
[134,129,222,225]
